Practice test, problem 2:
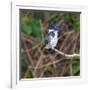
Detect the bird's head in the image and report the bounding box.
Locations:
[48,23,63,32]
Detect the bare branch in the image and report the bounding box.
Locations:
[52,48,80,59]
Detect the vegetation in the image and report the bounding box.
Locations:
[20,9,80,78]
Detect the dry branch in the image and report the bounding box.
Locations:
[52,48,80,59]
[22,40,34,67]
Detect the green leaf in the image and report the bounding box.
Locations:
[24,71,33,78]
[20,52,28,78]
[22,16,32,35]
[30,19,42,37]
[76,49,80,54]
[71,59,80,75]
[23,23,32,34]
[31,11,44,20]
[74,20,80,30]
[64,13,72,23]
[72,64,80,74]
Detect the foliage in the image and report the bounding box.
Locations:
[64,13,80,30]
[20,9,80,78]
[21,12,43,37]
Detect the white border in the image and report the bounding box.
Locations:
[11,1,88,88]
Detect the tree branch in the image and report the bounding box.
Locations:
[52,48,80,59]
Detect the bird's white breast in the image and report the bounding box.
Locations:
[45,29,58,49]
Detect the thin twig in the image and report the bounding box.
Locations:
[60,32,71,50]
[49,55,57,76]
[22,40,34,67]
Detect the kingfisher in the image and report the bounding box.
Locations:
[44,24,63,49]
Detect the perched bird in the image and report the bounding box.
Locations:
[45,24,63,49]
